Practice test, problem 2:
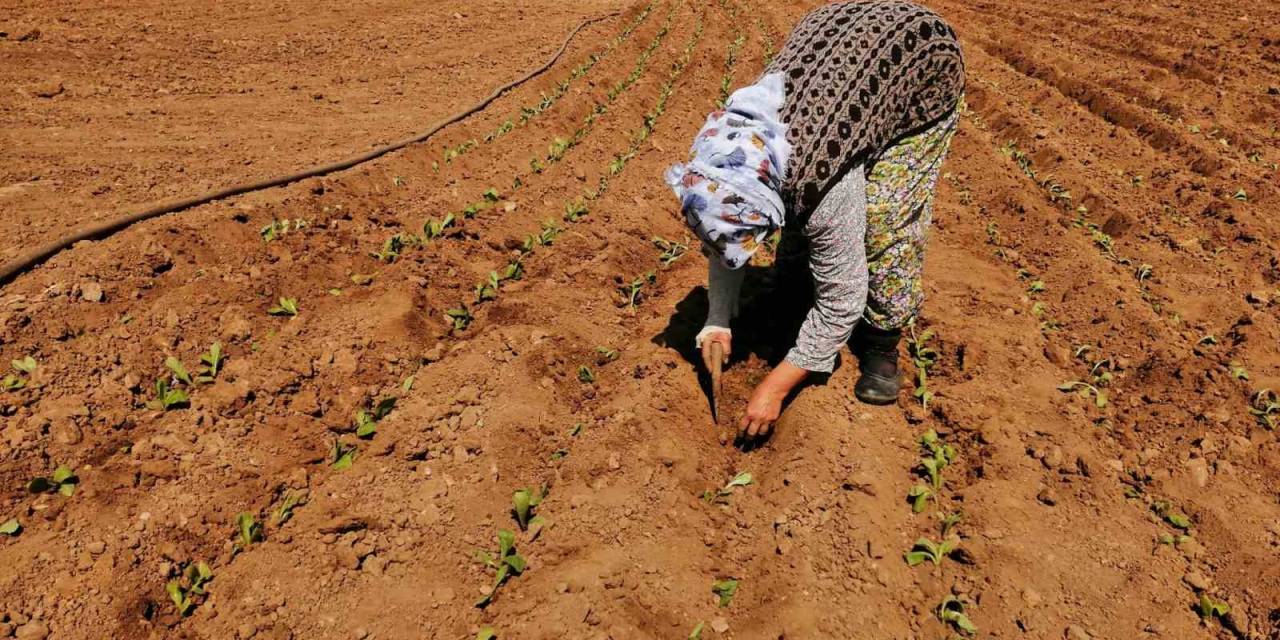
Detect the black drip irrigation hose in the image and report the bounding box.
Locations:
[0,12,620,287]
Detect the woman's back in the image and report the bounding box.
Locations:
[766,0,965,215]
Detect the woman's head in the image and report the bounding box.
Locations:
[665,73,791,270]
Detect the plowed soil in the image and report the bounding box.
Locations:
[2,1,1278,639]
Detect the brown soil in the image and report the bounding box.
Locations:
[1,0,1278,639]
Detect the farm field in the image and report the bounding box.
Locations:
[1,0,1279,638]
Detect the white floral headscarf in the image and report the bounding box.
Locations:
[665,73,791,270]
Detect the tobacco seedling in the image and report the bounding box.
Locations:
[577,365,595,384]
[512,488,547,539]
[712,579,739,607]
[0,519,20,536]
[1228,361,1249,381]
[165,357,193,386]
[147,379,190,411]
[331,440,357,470]
[703,471,752,503]
[483,188,501,203]
[28,465,78,497]
[12,357,36,374]
[1057,381,1108,408]
[355,397,396,439]
[652,236,688,267]
[1,374,25,392]
[940,512,963,537]
[937,596,977,635]
[445,305,474,332]
[373,234,407,262]
[1152,500,1192,530]
[1027,280,1046,295]
[563,199,588,222]
[1136,264,1153,285]
[596,346,619,364]
[1250,389,1278,429]
[235,512,263,549]
[688,622,705,639]
[904,536,958,566]
[475,272,501,303]
[273,491,303,526]
[268,297,299,317]
[907,483,935,513]
[260,218,308,242]
[423,213,455,239]
[477,628,497,640]
[1198,594,1230,622]
[618,272,656,309]
[475,530,527,608]
[1232,188,1248,202]
[196,342,225,383]
[166,561,213,616]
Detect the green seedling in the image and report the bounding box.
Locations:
[712,579,739,607]
[904,536,959,566]
[166,561,213,616]
[499,258,524,282]
[907,483,935,513]
[618,272,656,309]
[402,375,415,392]
[596,346,619,364]
[563,199,588,222]
[483,188,501,203]
[445,306,474,332]
[1136,264,1153,285]
[273,491,303,526]
[1197,334,1218,346]
[423,213,456,239]
[475,530,527,608]
[549,449,569,461]
[940,512,963,537]
[688,622,705,639]
[702,471,753,503]
[1152,500,1192,530]
[331,440,357,470]
[0,519,20,536]
[475,272,501,303]
[1232,188,1248,202]
[577,366,595,384]
[235,512,263,549]
[28,465,78,497]
[1157,532,1190,546]
[351,273,375,286]
[12,357,36,374]
[569,422,584,437]
[1,374,25,392]
[530,157,545,174]
[165,357,193,386]
[477,628,497,640]
[937,596,977,635]
[547,137,571,162]
[197,342,225,383]
[1027,280,1046,294]
[1198,594,1229,621]
[354,397,396,439]
[1250,389,1278,429]
[1057,380,1108,408]
[373,234,407,262]
[268,297,299,317]
[652,236,688,267]
[260,218,308,242]
[511,488,547,539]
[147,378,190,411]
[609,156,626,175]
[1228,361,1249,380]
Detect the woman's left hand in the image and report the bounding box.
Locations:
[738,361,809,442]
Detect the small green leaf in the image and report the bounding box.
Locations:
[331,441,357,470]
[11,357,37,374]
[268,297,299,316]
[712,579,739,607]
[725,472,753,489]
[688,622,705,639]
[1166,512,1192,530]
[0,519,21,536]
[477,628,497,640]
[527,516,547,542]
[1199,593,1230,619]
[165,357,193,385]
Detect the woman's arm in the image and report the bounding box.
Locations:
[741,168,868,439]
[698,256,745,371]
[785,168,869,373]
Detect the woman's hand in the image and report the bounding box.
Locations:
[700,330,731,373]
[739,361,809,442]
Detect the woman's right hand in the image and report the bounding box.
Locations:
[700,329,732,373]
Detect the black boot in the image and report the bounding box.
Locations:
[852,325,902,405]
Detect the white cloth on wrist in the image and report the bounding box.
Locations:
[695,325,731,349]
